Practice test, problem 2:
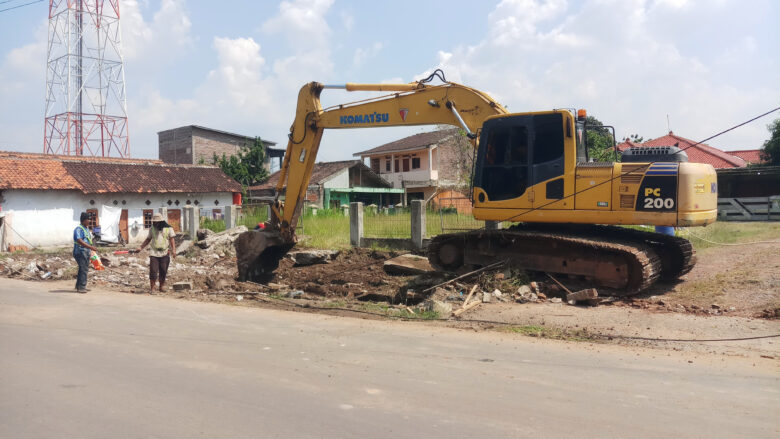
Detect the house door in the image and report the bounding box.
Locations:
[119,209,129,243]
[167,209,181,232]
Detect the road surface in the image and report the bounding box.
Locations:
[0,278,777,438]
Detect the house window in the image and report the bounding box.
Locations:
[402,158,410,172]
[394,159,399,172]
[86,209,99,229]
[385,159,391,172]
[371,158,380,173]
[412,157,421,169]
[142,209,153,229]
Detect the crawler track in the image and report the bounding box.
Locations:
[427,224,695,295]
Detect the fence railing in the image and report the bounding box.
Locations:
[717,196,780,221]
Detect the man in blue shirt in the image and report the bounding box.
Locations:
[73,212,99,293]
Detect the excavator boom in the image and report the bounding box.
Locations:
[235,79,507,281]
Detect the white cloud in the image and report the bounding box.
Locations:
[419,0,779,150]
[122,0,192,62]
[353,42,383,67]
[262,0,334,50]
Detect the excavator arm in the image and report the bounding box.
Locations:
[235,79,506,282]
[272,80,507,241]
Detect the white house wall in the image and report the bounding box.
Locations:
[322,168,349,189]
[2,190,234,248]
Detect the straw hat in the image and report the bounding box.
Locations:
[151,213,164,222]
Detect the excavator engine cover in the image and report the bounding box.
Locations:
[234,230,294,283]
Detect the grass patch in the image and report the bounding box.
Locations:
[681,221,780,250]
[200,217,226,233]
[503,325,594,341]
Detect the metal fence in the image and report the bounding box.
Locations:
[429,193,485,235]
[363,205,412,238]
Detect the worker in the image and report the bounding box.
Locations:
[137,213,176,292]
[73,212,99,293]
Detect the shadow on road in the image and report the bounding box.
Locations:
[49,289,79,294]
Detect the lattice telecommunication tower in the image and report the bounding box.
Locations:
[44,0,129,157]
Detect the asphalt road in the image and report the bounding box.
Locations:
[0,278,777,439]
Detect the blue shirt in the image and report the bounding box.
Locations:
[73,225,92,253]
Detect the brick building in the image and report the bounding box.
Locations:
[158,125,285,171]
[353,129,471,201]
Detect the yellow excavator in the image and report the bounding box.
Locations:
[235,74,718,294]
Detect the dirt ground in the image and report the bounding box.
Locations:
[2,226,778,359]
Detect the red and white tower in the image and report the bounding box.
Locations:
[44,0,129,157]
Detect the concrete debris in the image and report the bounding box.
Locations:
[197,229,215,241]
[422,299,452,315]
[517,285,532,296]
[550,297,563,303]
[176,240,192,256]
[267,282,289,291]
[173,281,193,291]
[284,290,304,298]
[288,250,340,266]
[482,292,491,303]
[566,288,599,304]
[196,226,247,250]
[529,281,541,295]
[492,288,503,298]
[383,254,435,275]
[26,261,38,273]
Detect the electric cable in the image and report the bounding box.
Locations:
[0,0,42,14]
[256,293,780,343]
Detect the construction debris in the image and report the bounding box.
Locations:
[383,254,435,275]
[566,288,599,304]
[422,299,452,315]
[288,250,339,266]
[453,300,482,317]
[173,281,193,291]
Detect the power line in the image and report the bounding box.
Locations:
[498,106,780,223]
[0,0,42,14]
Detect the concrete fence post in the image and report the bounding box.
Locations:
[225,205,240,229]
[485,220,502,230]
[182,206,191,237]
[186,206,199,239]
[350,202,363,247]
[158,207,168,221]
[411,199,426,250]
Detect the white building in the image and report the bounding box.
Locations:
[0,151,242,249]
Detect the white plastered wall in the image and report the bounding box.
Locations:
[1,190,234,248]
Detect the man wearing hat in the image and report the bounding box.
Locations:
[137,213,176,292]
[73,212,99,293]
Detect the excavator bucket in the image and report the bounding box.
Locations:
[234,230,295,283]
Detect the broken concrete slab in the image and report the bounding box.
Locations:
[383,254,435,275]
[422,299,452,315]
[173,281,193,291]
[566,288,598,303]
[482,292,491,303]
[288,250,339,266]
[176,240,192,256]
[197,229,215,241]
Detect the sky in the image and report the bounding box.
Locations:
[0,0,778,161]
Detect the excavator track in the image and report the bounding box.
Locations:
[427,225,668,295]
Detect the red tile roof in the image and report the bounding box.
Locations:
[0,151,242,193]
[616,132,746,169]
[353,129,459,156]
[727,149,764,164]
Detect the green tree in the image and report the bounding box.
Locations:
[585,116,619,162]
[213,137,270,187]
[760,118,780,165]
[622,133,644,143]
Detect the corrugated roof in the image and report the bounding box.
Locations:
[353,129,459,156]
[0,151,242,193]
